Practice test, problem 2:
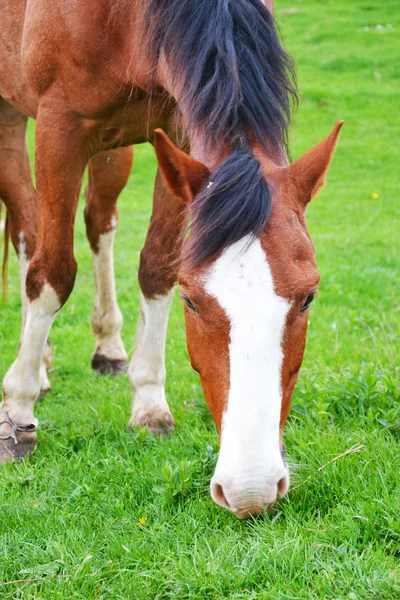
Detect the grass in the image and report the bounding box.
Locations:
[0,0,399,598]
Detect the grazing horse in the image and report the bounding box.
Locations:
[0,0,342,517]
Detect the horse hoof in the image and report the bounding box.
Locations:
[91,354,128,376]
[0,431,37,464]
[129,412,175,437]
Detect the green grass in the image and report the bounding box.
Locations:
[1,1,399,598]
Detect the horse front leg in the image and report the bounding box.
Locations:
[128,170,188,436]
[84,147,133,375]
[0,107,87,462]
[0,99,52,397]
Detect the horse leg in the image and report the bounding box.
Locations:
[128,170,188,435]
[0,108,87,462]
[0,98,52,397]
[84,147,133,375]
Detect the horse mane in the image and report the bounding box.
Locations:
[145,0,297,265]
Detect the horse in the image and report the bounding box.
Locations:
[0,0,342,518]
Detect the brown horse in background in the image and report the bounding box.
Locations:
[0,0,342,517]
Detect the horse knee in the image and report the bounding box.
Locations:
[84,199,118,250]
[26,253,77,306]
[138,245,177,299]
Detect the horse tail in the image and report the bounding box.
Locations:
[1,202,9,304]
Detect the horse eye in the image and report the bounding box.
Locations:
[300,291,317,313]
[182,296,197,313]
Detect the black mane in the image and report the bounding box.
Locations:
[146,0,297,264]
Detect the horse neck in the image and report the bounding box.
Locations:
[189,132,228,169]
[189,130,288,172]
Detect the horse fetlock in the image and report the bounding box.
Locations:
[91,306,127,367]
[128,360,166,391]
[93,334,127,360]
[2,362,41,407]
[92,306,123,337]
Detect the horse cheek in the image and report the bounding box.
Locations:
[280,315,308,429]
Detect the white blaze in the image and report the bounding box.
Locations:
[205,236,290,512]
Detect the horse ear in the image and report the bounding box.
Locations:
[154,129,210,203]
[288,121,343,205]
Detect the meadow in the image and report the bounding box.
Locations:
[0,1,399,598]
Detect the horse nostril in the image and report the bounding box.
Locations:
[211,482,231,509]
[277,475,287,496]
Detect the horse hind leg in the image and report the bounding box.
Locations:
[0,99,52,397]
[128,170,188,436]
[85,147,133,376]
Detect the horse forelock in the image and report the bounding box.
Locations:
[185,149,273,267]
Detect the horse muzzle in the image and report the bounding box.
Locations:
[210,462,289,518]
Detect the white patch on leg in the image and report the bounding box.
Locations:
[205,236,291,513]
[18,233,51,392]
[128,289,174,427]
[1,283,60,427]
[91,224,127,361]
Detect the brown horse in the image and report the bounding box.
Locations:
[0,0,342,517]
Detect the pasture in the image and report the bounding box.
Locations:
[0,0,399,597]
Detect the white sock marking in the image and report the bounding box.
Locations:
[18,233,51,391]
[91,225,127,361]
[1,283,60,426]
[128,290,174,425]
